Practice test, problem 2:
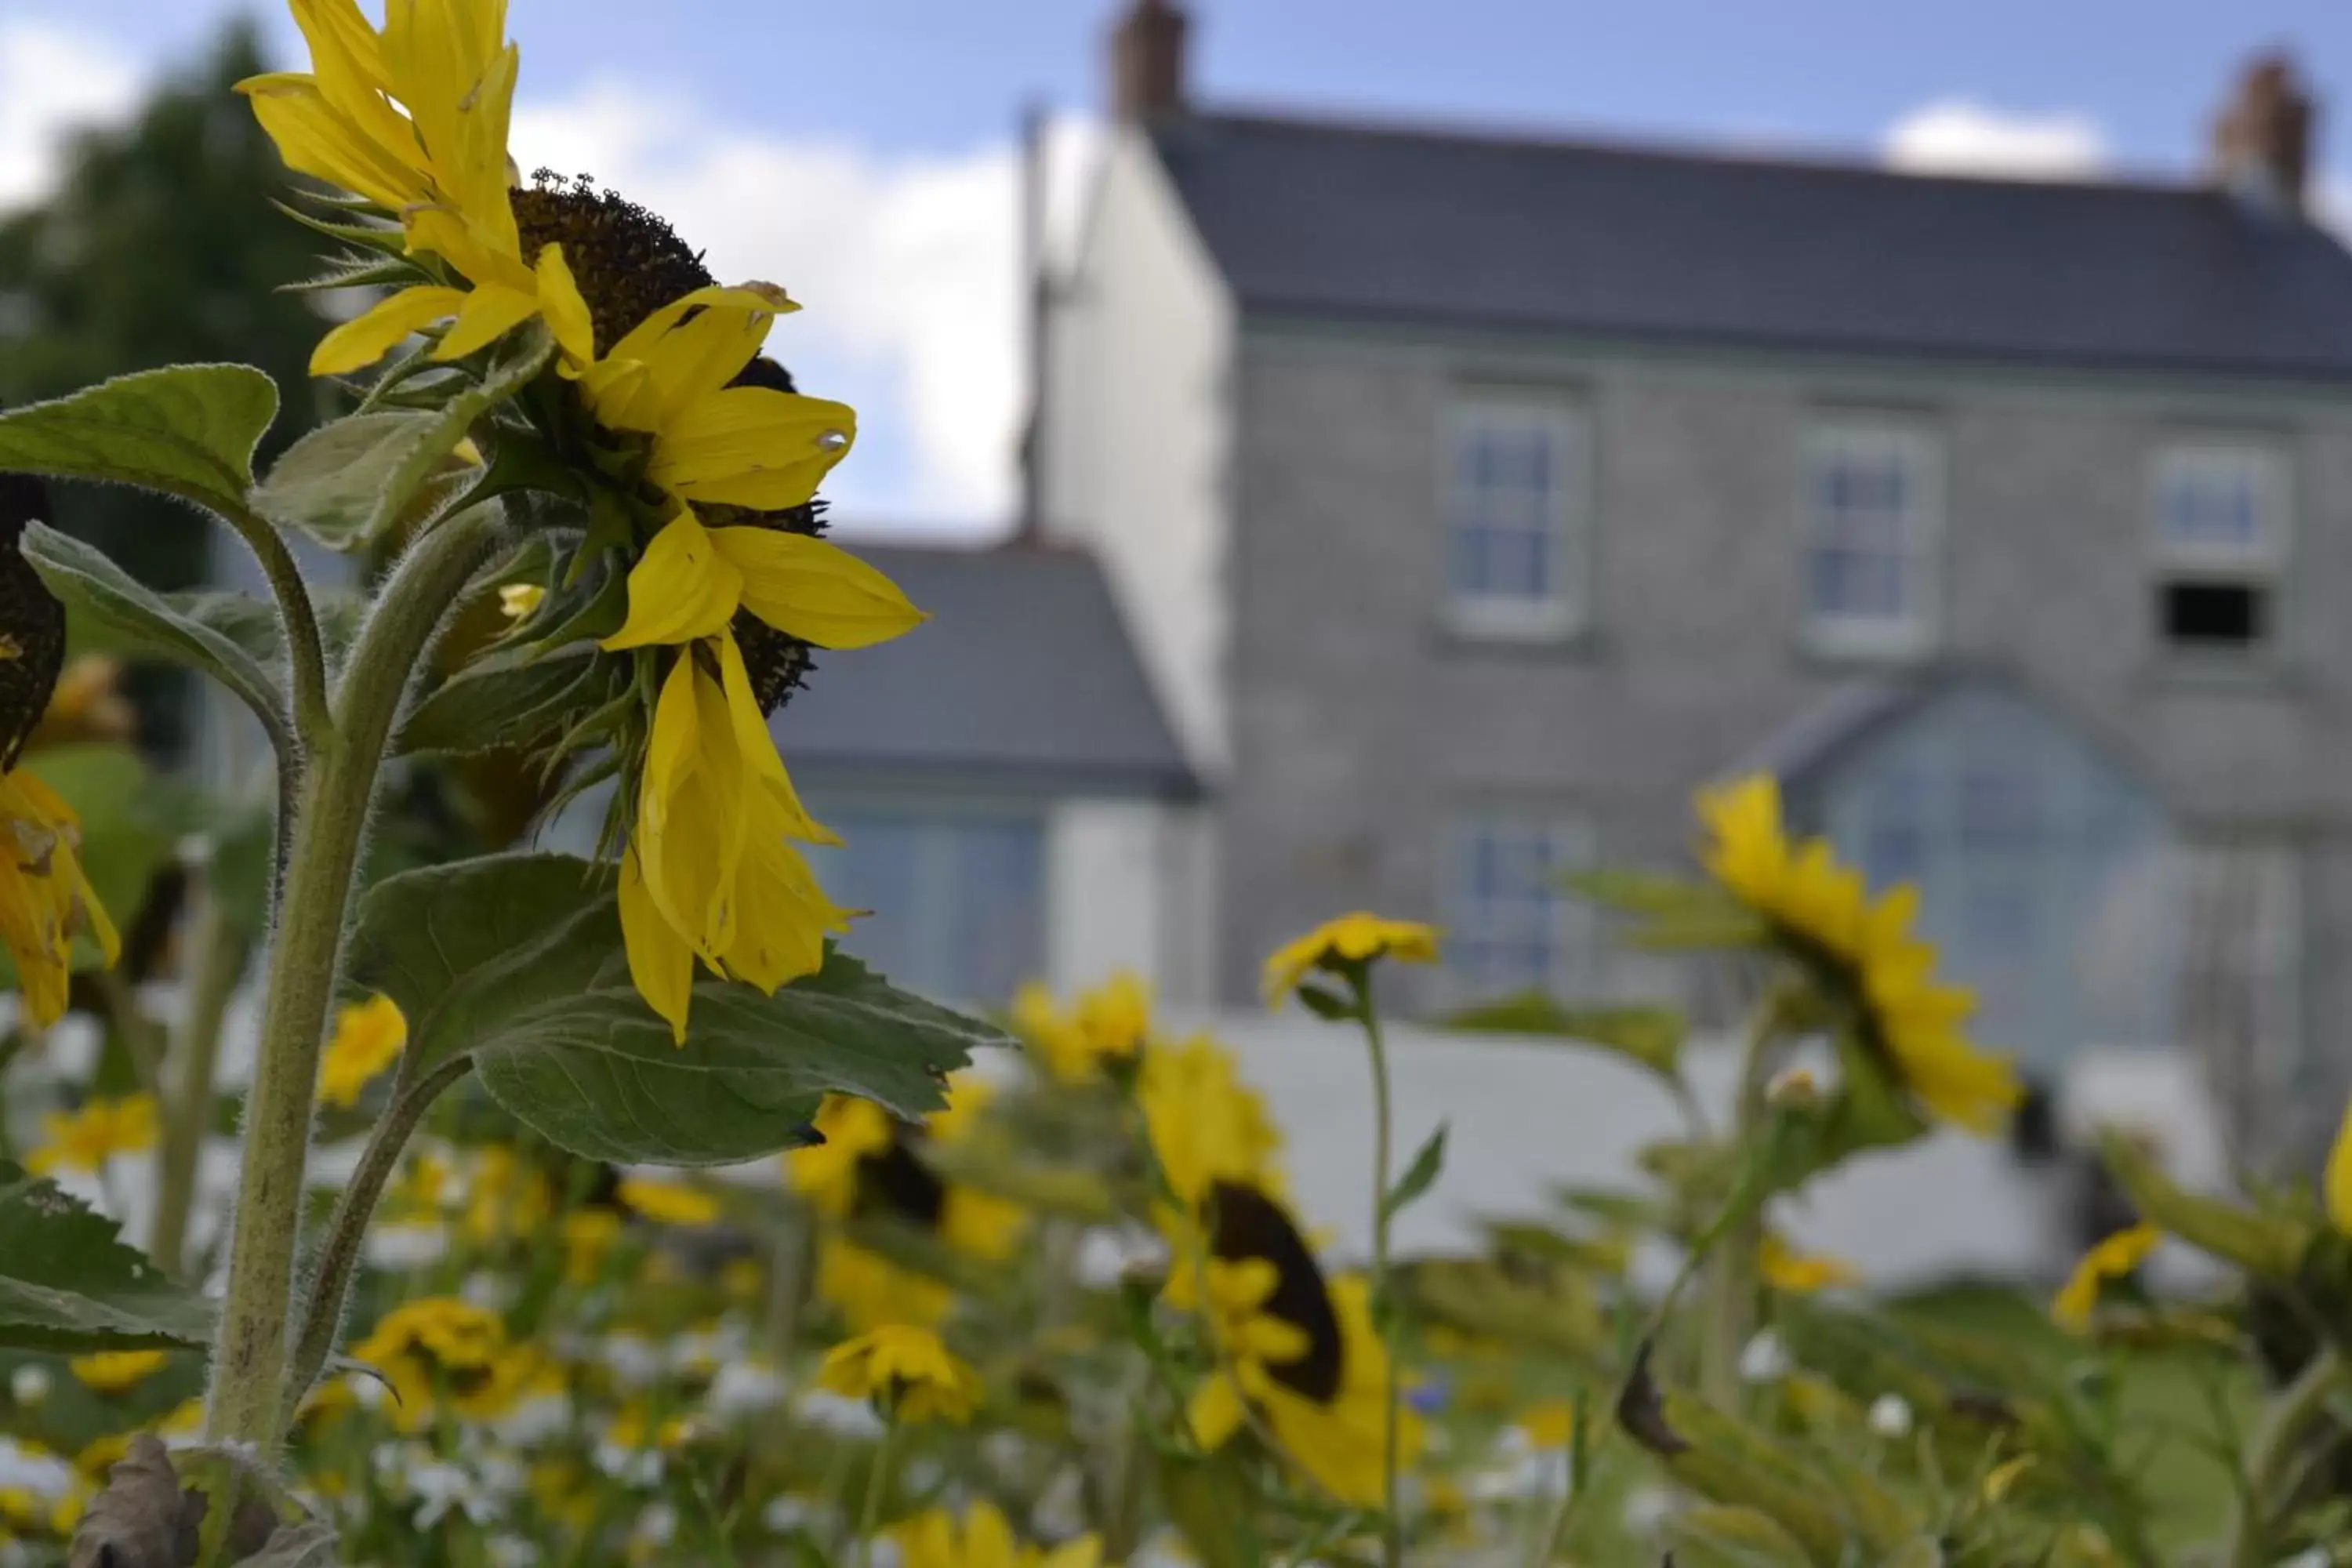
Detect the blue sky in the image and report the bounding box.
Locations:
[6,1,2351,531]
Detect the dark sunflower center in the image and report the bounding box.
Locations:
[512,172,828,716]
[854,1131,949,1232]
[1207,1180,1345,1403]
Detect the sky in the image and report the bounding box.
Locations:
[5,0,2351,537]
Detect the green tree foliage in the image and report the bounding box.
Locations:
[0,22,328,751]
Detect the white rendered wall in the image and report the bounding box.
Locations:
[1047,799,1217,1007]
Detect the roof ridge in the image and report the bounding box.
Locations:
[1170,102,2232,208]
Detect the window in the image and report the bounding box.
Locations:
[2151,443,2288,653]
[1443,815,1595,1000]
[1801,423,1940,658]
[805,809,1044,1003]
[1443,394,1588,637]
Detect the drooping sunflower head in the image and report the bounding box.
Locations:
[1200,1179,1344,1404]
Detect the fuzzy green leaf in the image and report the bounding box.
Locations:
[0,363,276,519]
[1382,1121,1447,1221]
[22,522,285,746]
[348,853,1004,1167]
[1446,996,1687,1080]
[394,645,616,757]
[0,1160,213,1352]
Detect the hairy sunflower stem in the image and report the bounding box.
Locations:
[1356,976,1405,1568]
[223,500,332,756]
[1697,988,1784,1407]
[151,873,245,1282]
[206,506,505,1449]
[281,1054,474,1424]
[2227,1347,2345,1567]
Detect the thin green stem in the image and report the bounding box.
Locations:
[2227,1347,2344,1567]
[1697,989,1784,1407]
[1358,979,1403,1568]
[855,1420,895,1568]
[205,506,505,1449]
[281,1054,474,1423]
[151,875,245,1281]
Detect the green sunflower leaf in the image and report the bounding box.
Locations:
[0,363,277,521]
[1444,995,1686,1080]
[0,1160,214,1352]
[22,522,287,749]
[252,325,555,551]
[347,852,1004,1167]
[393,644,618,757]
[1382,1120,1447,1221]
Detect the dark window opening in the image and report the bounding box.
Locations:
[2159,579,2266,650]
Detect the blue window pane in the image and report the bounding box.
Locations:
[1448,408,1573,606]
[807,810,1044,1004]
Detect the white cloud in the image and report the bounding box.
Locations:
[513,85,1100,534]
[0,20,147,212]
[1882,100,2108,181]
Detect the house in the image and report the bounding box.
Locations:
[1029,3,2352,1171]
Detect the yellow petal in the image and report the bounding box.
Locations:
[605,283,798,370]
[237,73,430,210]
[709,529,927,651]
[309,284,466,377]
[403,203,532,293]
[601,513,746,651]
[648,390,856,511]
[963,1503,1017,1568]
[535,244,596,366]
[619,847,695,1044]
[626,295,781,430]
[1187,1375,1247,1451]
[430,282,539,361]
[2327,1096,2352,1232]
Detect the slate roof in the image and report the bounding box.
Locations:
[1149,111,2352,380]
[771,542,1196,798]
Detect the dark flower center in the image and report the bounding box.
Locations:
[512,172,826,715]
[1208,1180,1345,1403]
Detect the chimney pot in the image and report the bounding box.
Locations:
[2211,51,2317,216]
[1110,0,1189,122]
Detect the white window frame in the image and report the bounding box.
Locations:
[2147,441,2291,655]
[1798,421,1943,661]
[1439,813,1597,1002]
[1439,392,1591,641]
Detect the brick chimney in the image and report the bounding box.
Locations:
[1109,0,1189,122]
[2210,52,2317,215]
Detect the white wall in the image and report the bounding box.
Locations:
[1038,129,1239,778]
[1047,798,1217,1007]
[1174,1011,2231,1294]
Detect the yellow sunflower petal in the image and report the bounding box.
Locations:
[309,284,466,376]
[430,282,540,361]
[708,529,927,651]
[534,245,596,366]
[647,389,856,511]
[601,513,746,651]
[714,633,833,844]
[236,73,431,210]
[619,846,695,1044]
[1187,1374,1247,1451]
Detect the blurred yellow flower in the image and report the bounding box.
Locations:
[1011,972,1154,1083]
[239,0,596,376]
[617,1176,720,1229]
[2053,1223,2160,1333]
[27,1094,155,1176]
[462,1146,554,1246]
[29,656,136,751]
[1697,775,2020,1134]
[1261,912,1439,1007]
[73,1433,132,1479]
[1983,1454,2036,1504]
[67,1350,166,1396]
[0,767,118,1028]
[349,1297,536,1432]
[1519,1399,1576,1451]
[315,993,406,1109]
[818,1323,981,1425]
[604,1405,691,1453]
[560,1208,624,1286]
[2327,1093,2352,1232]
[895,1500,1102,1568]
[815,1236,952,1334]
[1142,1036,1287,1210]
[786,1094,896,1217]
[1758,1234,1860,1294]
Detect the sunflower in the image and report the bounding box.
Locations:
[239,0,595,375]
[1142,1036,1287,1210]
[0,767,118,1029]
[66,1352,168,1396]
[2052,1223,2160,1333]
[570,284,921,1040]
[348,1297,539,1432]
[26,1094,154,1177]
[1011,971,1154,1084]
[785,1090,1025,1330]
[816,1324,981,1425]
[1261,912,1440,1007]
[894,1501,1102,1568]
[1697,774,2021,1134]
[1170,1181,1420,1507]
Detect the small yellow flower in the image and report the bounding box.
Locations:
[74,1432,132,1479]
[785,1094,897,1217]
[67,1350,167,1396]
[1758,1234,1860,1294]
[894,1499,1102,1568]
[560,1208,625,1285]
[1012,973,1154,1083]
[2053,1223,2160,1332]
[498,583,546,619]
[1982,1454,2035,1504]
[815,1237,953,1334]
[1142,1036,1287,1209]
[1261,912,1440,1007]
[817,1324,981,1425]
[2326,1092,2352,1232]
[604,1404,691,1452]
[349,1297,534,1432]
[616,1176,720,1229]
[315,993,407,1108]
[27,1094,157,1176]
[1519,1399,1576,1451]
